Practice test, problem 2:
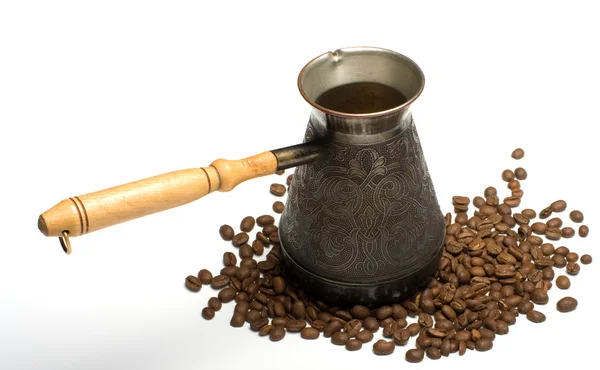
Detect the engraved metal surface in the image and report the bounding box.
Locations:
[280,117,445,284]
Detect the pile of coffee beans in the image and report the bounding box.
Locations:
[185,148,592,362]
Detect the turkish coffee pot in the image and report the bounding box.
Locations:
[39,47,445,306]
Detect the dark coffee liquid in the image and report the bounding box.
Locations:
[315,82,407,114]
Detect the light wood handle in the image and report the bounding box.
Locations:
[38,151,278,237]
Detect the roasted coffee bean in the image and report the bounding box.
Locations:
[356,330,374,343]
[476,338,493,351]
[539,206,553,219]
[375,305,393,320]
[286,174,293,185]
[452,196,470,205]
[581,254,592,264]
[547,217,563,228]
[579,225,589,237]
[208,297,222,311]
[502,169,515,182]
[292,301,306,320]
[373,339,395,355]
[551,200,567,212]
[268,232,280,244]
[259,324,273,336]
[344,319,363,337]
[518,300,534,314]
[273,276,286,294]
[235,292,248,302]
[345,338,362,351]
[532,222,549,235]
[270,183,286,196]
[218,288,237,303]
[511,148,525,159]
[350,305,370,319]
[416,334,432,349]
[250,318,269,331]
[219,224,235,241]
[363,317,379,333]
[473,196,486,208]
[418,313,433,328]
[269,326,286,341]
[566,252,579,263]
[201,307,215,320]
[507,180,520,190]
[223,252,237,266]
[545,227,562,240]
[272,317,288,327]
[426,346,442,360]
[332,332,350,345]
[235,301,249,313]
[263,224,278,236]
[232,232,249,246]
[198,269,213,285]
[393,328,411,345]
[272,201,285,214]
[531,288,549,304]
[504,196,521,207]
[566,262,581,275]
[185,275,202,292]
[240,216,255,232]
[211,274,230,289]
[557,297,578,312]
[324,321,343,338]
[515,167,527,180]
[301,327,320,339]
[569,210,584,223]
[230,312,246,327]
[556,275,571,289]
[239,243,254,258]
[526,310,546,323]
[405,348,424,362]
[556,246,570,256]
[246,309,262,324]
[562,227,575,238]
[256,215,275,227]
[251,239,264,256]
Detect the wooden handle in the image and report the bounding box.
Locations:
[38,151,277,237]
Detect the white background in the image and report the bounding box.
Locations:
[1,1,599,369]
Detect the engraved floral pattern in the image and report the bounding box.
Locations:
[281,119,445,283]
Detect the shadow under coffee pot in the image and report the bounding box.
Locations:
[38,47,446,306]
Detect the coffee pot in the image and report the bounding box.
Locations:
[39,47,445,305]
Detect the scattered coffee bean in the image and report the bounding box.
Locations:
[232,232,249,246]
[526,310,546,323]
[269,326,286,341]
[427,346,442,360]
[531,288,549,305]
[230,312,246,327]
[332,332,350,345]
[272,201,285,214]
[405,348,424,362]
[301,327,320,339]
[256,215,275,227]
[346,338,362,351]
[185,275,202,292]
[286,174,293,185]
[202,307,215,320]
[210,274,230,289]
[551,200,567,212]
[373,339,395,355]
[579,225,589,237]
[570,210,584,223]
[502,169,515,182]
[557,297,578,312]
[219,224,234,241]
[515,167,527,180]
[223,252,237,266]
[208,297,222,311]
[539,206,553,219]
[556,275,571,289]
[240,216,255,232]
[566,262,580,275]
[532,222,547,234]
[218,287,237,303]
[511,148,525,159]
[475,338,493,351]
[545,227,562,240]
[259,325,273,336]
[561,227,575,238]
[239,243,254,258]
[270,183,286,196]
[198,269,213,285]
[356,330,374,343]
[581,254,592,264]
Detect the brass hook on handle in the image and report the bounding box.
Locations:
[58,230,72,255]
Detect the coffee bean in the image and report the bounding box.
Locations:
[568,210,584,223]
[185,275,202,292]
[504,196,521,207]
[501,169,515,182]
[324,321,343,338]
[427,346,442,360]
[269,326,286,341]
[201,307,215,320]
[545,227,562,240]
[473,196,486,208]
[311,320,326,332]
[475,338,493,351]
[531,288,549,304]
[240,216,255,232]
[232,232,249,246]
[259,325,273,336]
[223,252,237,266]
[405,348,424,362]
[218,287,236,303]
[581,254,592,264]
[211,274,230,289]
[551,200,567,212]
[345,338,362,351]
[250,318,269,331]
[230,312,246,327]
[300,327,320,339]
[507,180,520,190]
[198,269,213,285]
[562,227,575,238]
[250,239,264,256]
[272,201,285,214]
[531,222,547,235]
[511,148,525,159]
[344,319,363,337]
[515,167,527,180]
[256,215,275,227]
[270,183,286,196]
[268,231,280,244]
[555,275,571,289]
[350,305,370,319]
[452,196,470,205]
[566,262,581,275]
[219,224,234,241]
[220,266,238,277]
[208,297,222,311]
[526,310,546,323]
[286,174,293,185]
[557,297,578,312]
[539,206,553,219]
[356,330,374,343]
[273,276,286,294]
[555,246,570,256]
[332,332,350,345]
[239,243,254,258]
[579,225,589,237]
[373,339,395,355]
[496,320,509,334]
[363,317,379,333]
[566,252,579,263]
